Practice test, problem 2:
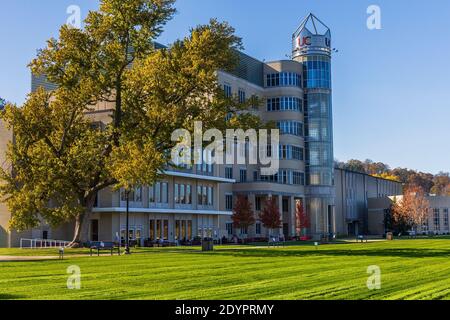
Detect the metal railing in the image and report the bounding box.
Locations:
[20,238,71,249]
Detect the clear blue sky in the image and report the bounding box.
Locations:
[1,0,449,174]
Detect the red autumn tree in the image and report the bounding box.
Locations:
[295,200,310,237]
[259,197,282,237]
[232,195,255,237]
[391,185,430,232]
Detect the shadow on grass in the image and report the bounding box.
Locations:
[0,293,24,300]
[219,248,450,259]
[143,247,450,259]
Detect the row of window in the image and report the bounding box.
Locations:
[121,184,213,206]
[224,85,247,104]
[266,72,301,88]
[432,208,449,229]
[267,97,303,112]
[226,222,262,235]
[279,145,304,161]
[259,170,305,186]
[277,121,304,137]
[235,168,305,186]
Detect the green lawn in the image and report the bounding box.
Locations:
[1,239,450,300]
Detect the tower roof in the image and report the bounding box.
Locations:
[293,13,330,38]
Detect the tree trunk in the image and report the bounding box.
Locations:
[69,214,83,247]
[68,195,96,248]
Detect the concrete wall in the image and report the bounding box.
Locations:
[335,168,403,236]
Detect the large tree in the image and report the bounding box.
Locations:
[0,0,259,245]
[391,185,430,232]
[231,195,255,238]
[295,200,310,237]
[259,197,282,237]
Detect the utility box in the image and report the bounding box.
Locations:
[202,239,214,252]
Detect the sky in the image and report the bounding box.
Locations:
[0,0,449,174]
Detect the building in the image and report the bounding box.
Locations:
[368,195,450,235]
[0,14,404,247]
[335,168,403,236]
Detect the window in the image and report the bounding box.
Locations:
[161,183,168,203]
[444,209,449,229]
[163,220,169,240]
[434,209,440,231]
[121,187,142,202]
[226,223,233,235]
[267,97,302,112]
[175,184,192,204]
[292,146,304,161]
[279,169,291,184]
[277,121,303,136]
[303,56,331,89]
[225,167,233,179]
[198,184,213,206]
[225,194,233,211]
[150,182,168,204]
[253,171,258,181]
[279,145,303,161]
[197,186,202,205]
[224,84,232,97]
[207,187,213,206]
[238,89,246,103]
[240,226,248,235]
[240,169,247,183]
[293,172,305,186]
[255,197,261,211]
[266,72,301,88]
[255,223,261,235]
[174,183,180,203]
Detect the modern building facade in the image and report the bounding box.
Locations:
[368,195,450,235]
[0,14,404,247]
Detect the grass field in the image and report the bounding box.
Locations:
[1,239,450,300]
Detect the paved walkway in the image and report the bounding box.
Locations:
[0,255,59,262]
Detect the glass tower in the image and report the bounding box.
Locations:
[292,14,335,238]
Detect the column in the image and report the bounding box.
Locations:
[278,195,283,237]
[290,196,296,237]
[249,193,256,237]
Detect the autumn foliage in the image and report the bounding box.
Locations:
[232,195,255,232]
[259,197,282,233]
[295,201,310,236]
[391,185,430,231]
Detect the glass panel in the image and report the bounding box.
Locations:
[150,220,155,241]
[188,221,192,240]
[163,220,169,240]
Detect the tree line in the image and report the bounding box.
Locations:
[335,159,450,196]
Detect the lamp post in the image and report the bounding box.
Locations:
[125,189,131,255]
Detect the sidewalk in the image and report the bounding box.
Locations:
[0,255,59,262]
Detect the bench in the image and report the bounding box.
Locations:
[356,235,368,243]
[88,241,121,256]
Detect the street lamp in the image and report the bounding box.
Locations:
[125,189,131,255]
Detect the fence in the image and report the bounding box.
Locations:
[20,238,71,249]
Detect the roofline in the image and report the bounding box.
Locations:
[334,167,403,184]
